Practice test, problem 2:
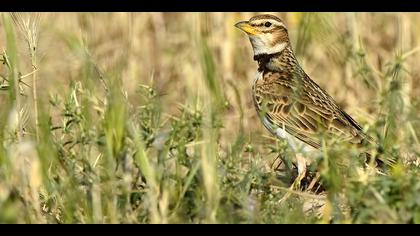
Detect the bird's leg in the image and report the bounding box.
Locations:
[271,153,300,186]
[279,153,307,203]
[294,153,307,189]
[271,154,285,171]
[276,124,311,203]
[306,172,321,192]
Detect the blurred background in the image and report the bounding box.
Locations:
[1,12,420,223]
[2,13,419,144]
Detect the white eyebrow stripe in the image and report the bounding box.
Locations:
[277,21,286,28]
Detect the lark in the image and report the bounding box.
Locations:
[235,14,391,193]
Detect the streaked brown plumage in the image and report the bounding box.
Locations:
[253,48,371,150]
[236,14,390,166]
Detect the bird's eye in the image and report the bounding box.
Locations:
[264,22,272,27]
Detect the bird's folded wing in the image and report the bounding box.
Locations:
[254,71,367,149]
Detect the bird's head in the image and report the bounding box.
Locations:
[235,14,290,56]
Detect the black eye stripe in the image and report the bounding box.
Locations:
[250,22,287,31]
[251,23,269,27]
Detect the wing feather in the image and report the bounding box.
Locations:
[253,70,369,149]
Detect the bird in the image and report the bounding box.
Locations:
[235,14,392,192]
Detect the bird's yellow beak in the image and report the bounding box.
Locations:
[235,21,258,36]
